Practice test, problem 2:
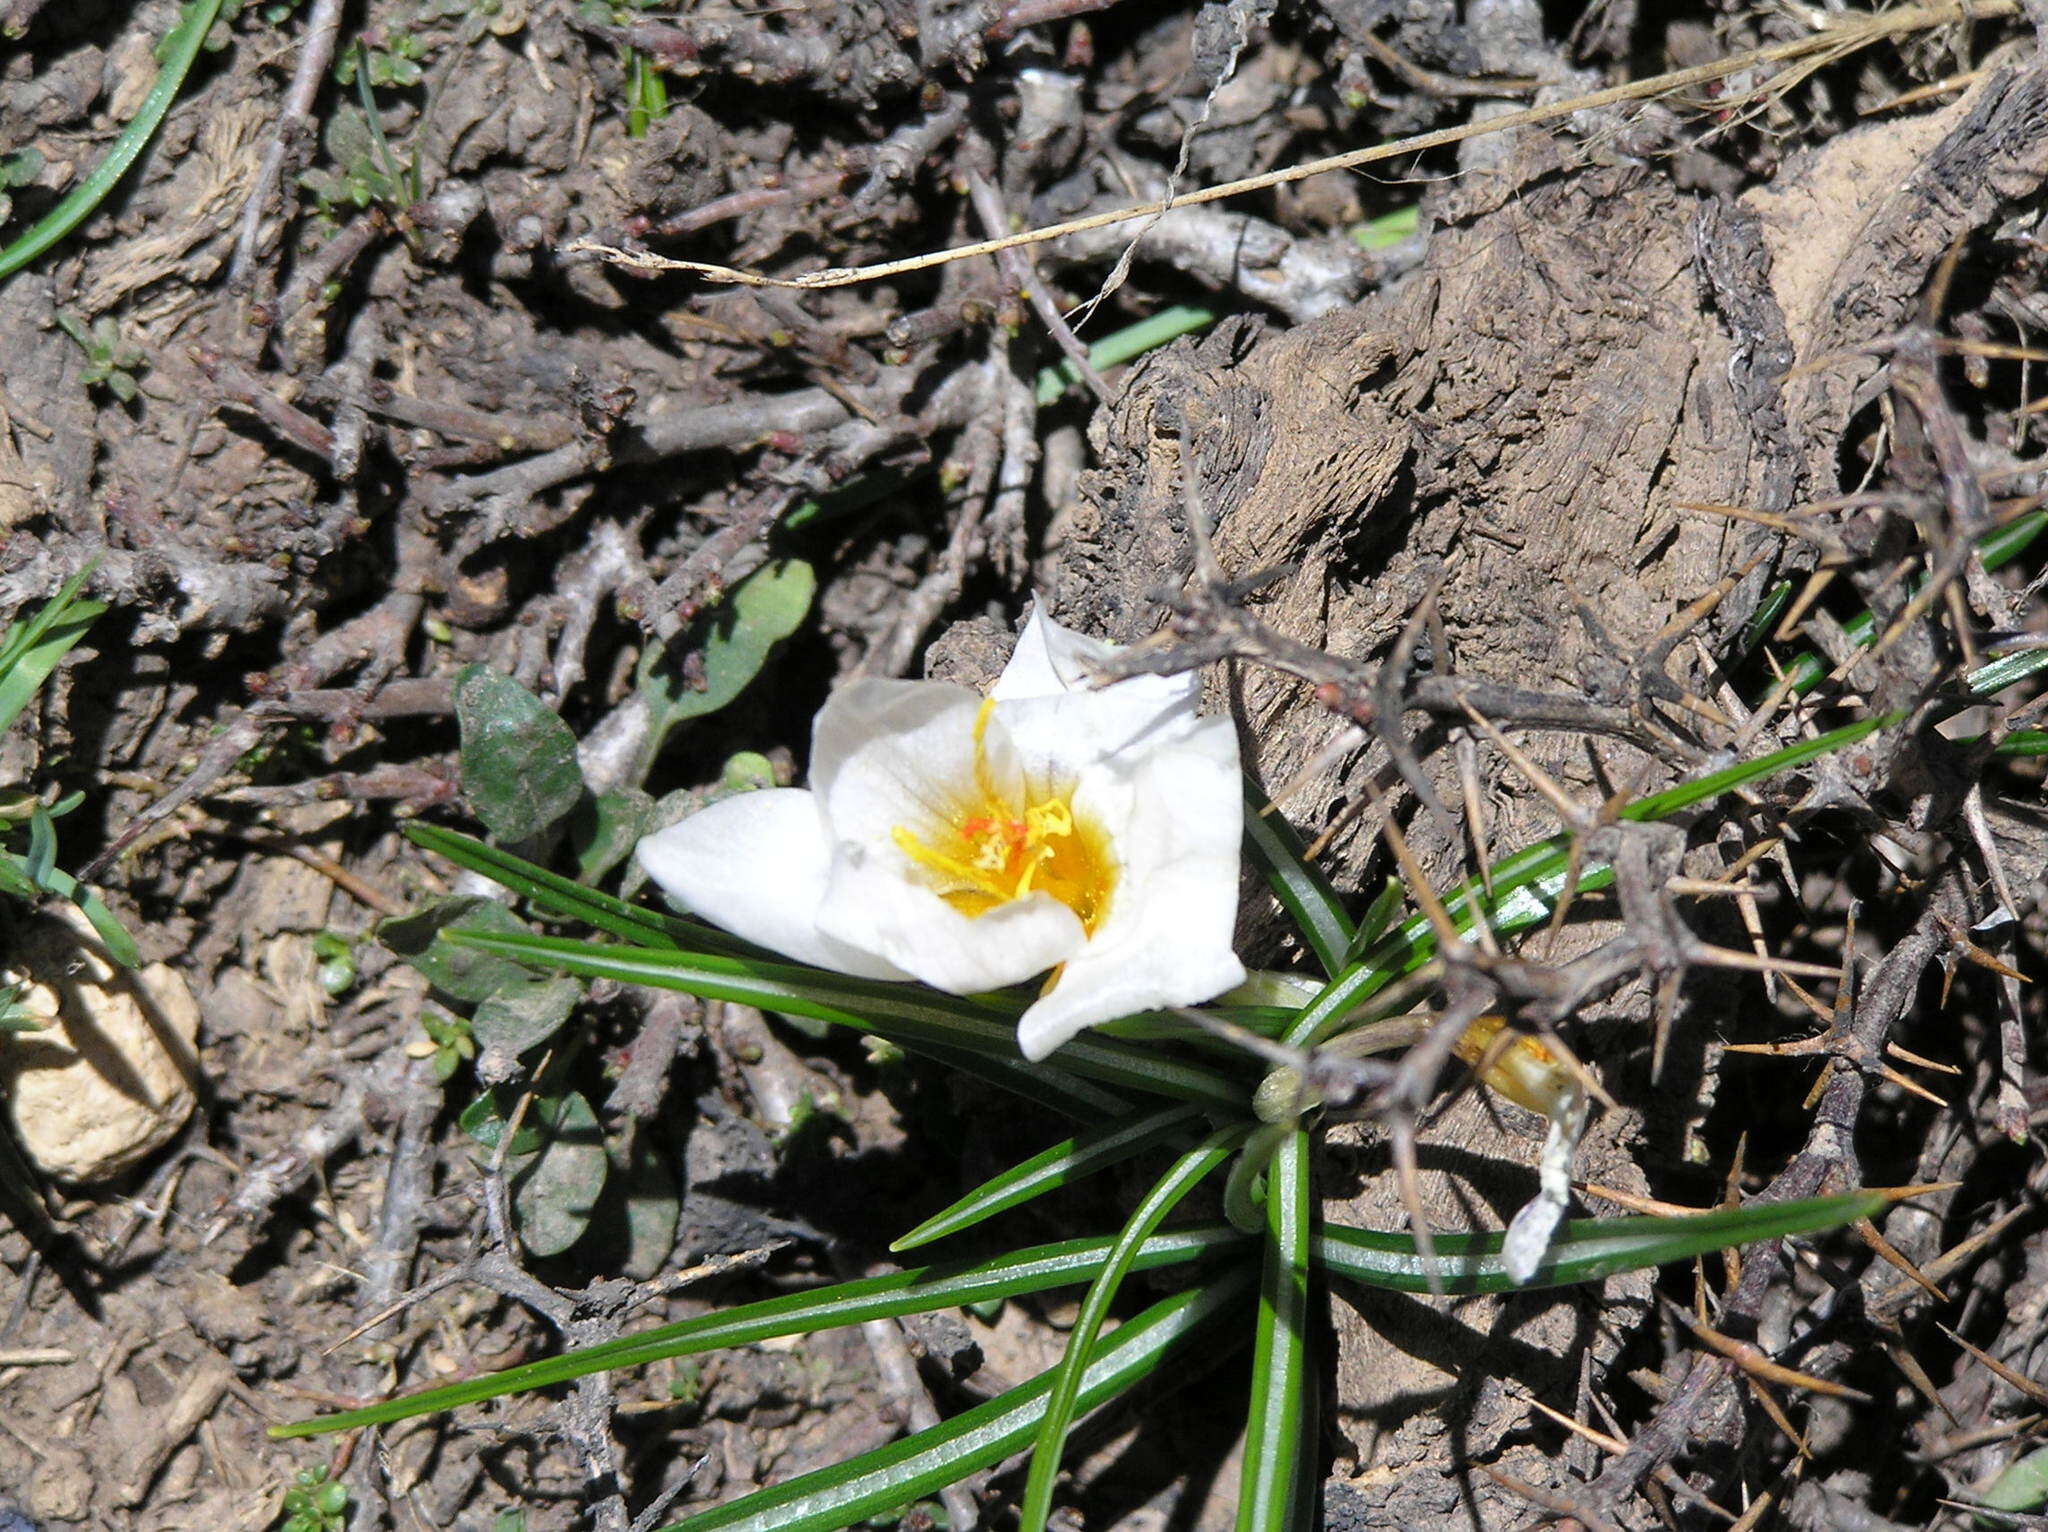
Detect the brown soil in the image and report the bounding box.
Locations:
[0,1,2044,1529]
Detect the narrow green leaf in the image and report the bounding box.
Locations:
[442,926,1126,1119]
[271,1225,1249,1438]
[1242,776,1353,978]
[403,822,716,952]
[23,804,55,890]
[661,1271,1254,1532]
[1966,644,2048,699]
[1620,712,1900,824]
[1281,712,1916,1053]
[1237,1129,1310,1532]
[0,575,101,739]
[0,0,227,281]
[1341,878,1405,967]
[1314,1191,1885,1296]
[25,861,140,968]
[892,1103,1207,1253]
[455,666,586,842]
[1020,1127,1243,1532]
[442,929,1247,1112]
[1033,304,1215,405]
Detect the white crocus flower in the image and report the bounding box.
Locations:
[637,609,1247,1060]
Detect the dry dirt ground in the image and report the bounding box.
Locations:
[0,0,2046,1528]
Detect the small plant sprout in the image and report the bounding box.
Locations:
[54,312,146,402]
[278,1464,349,1532]
[637,607,1246,1060]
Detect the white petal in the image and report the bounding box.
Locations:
[994,605,1200,719]
[810,679,1020,838]
[1016,717,1245,1059]
[818,853,1087,994]
[636,790,908,980]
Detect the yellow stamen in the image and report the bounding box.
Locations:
[893,699,1116,932]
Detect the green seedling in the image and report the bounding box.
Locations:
[54,312,147,402]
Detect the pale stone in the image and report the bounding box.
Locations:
[0,907,201,1183]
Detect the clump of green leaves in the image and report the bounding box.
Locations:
[54,312,147,403]
[0,571,136,965]
[376,559,816,1265]
[334,26,426,88]
[278,1465,349,1532]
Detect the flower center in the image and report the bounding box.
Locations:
[892,700,1117,934]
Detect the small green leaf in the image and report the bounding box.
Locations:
[570,787,655,882]
[23,804,55,890]
[272,1224,1250,1438]
[470,975,582,1061]
[1980,1443,2048,1516]
[380,896,530,1001]
[459,1089,543,1158]
[893,1103,1207,1252]
[638,559,815,766]
[455,665,586,842]
[512,1090,607,1257]
[617,1143,681,1281]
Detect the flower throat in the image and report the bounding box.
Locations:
[893,699,1116,933]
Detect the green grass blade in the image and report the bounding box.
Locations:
[1019,1126,1244,1532]
[0,575,102,739]
[32,861,140,967]
[1033,304,1215,404]
[273,1224,1250,1439]
[1237,1129,1311,1532]
[0,0,227,281]
[1243,776,1354,978]
[892,1103,1208,1253]
[1314,1191,1885,1295]
[1620,712,1899,823]
[443,929,1248,1112]
[1341,877,1405,967]
[1966,644,2048,698]
[661,1270,1255,1532]
[1280,712,1914,1053]
[402,822,724,952]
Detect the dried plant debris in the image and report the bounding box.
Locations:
[0,0,2041,1526]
